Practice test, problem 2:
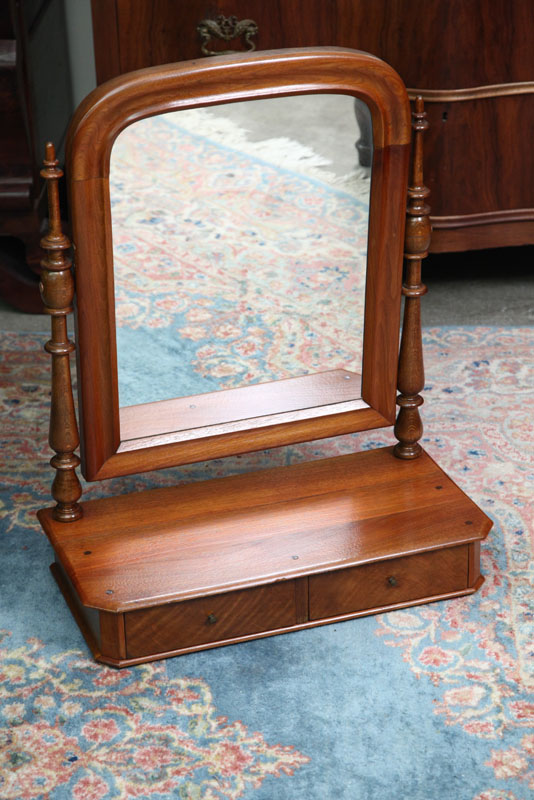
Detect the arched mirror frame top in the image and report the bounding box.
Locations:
[67,47,411,481]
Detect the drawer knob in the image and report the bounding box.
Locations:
[387,576,398,587]
[206,613,218,625]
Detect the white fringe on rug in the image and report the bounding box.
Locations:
[164,108,371,203]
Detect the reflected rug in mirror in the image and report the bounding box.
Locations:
[110,108,370,407]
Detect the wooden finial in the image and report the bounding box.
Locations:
[40,142,83,521]
[394,97,431,460]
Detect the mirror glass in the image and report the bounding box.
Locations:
[110,94,372,434]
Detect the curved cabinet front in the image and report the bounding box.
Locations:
[91,0,534,252]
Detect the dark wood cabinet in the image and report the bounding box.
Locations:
[92,0,534,253]
[4,1,532,310]
[0,0,74,311]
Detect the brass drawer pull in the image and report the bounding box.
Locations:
[206,613,218,625]
[197,15,258,56]
[387,576,398,587]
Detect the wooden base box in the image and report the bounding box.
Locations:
[38,447,491,667]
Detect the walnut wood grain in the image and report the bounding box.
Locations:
[42,444,491,666]
[39,446,492,614]
[90,0,121,85]
[106,405,387,480]
[39,34,492,667]
[40,143,82,521]
[309,545,468,619]
[94,1,534,89]
[119,369,363,441]
[66,48,411,480]
[50,561,103,659]
[126,582,297,658]
[422,95,534,221]
[68,49,410,179]
[118,397,368,452]
[99,611,126,660]
[468,540,482,588]
[90,0,534,251]
[408,83,534,103]
[394,98,430,460]
[53,580,484,668]
[428,221,534,254]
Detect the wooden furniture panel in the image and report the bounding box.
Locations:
[37,53,491,667]
[119,370,363,441]
[0,0,74,311]
[91,0,534,252]
[126,582,299,658]
[102,0,352,76]
[309,545,468,620]
[39,446,491,667]
[39,447,477,611]
[423,95,534,222]
[99,0,534,89]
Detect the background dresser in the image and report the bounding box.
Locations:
[92,0,534,253]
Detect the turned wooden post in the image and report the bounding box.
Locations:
[394,97,431,459]
[40,142,83,521]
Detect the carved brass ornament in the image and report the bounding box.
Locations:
[197,15,258,56]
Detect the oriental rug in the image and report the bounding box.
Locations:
[2,326,533,799]
[109,107,370,406]
[1,113,533,799]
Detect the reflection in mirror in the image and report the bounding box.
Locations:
[110,94,372,431]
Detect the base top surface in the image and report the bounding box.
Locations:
[38,447,492,612]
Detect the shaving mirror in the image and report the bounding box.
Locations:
[110,95,371,468]
[37,48,491,668]
[68,49,409,481]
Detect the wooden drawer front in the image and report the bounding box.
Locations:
[309,546,468,620]
[125,581,298,658]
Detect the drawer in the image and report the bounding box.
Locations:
[309,545,469,620]
[125,580,298,658]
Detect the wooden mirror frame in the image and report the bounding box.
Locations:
[38,51,492,669]
[66,47,411,481]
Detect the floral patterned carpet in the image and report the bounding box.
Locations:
[110,108,370,405]
[1,115,533,799]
